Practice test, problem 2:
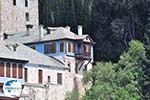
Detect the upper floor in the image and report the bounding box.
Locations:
[7,25,95,62]
[27,38,94,61]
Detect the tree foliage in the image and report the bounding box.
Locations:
[83,40,145,100]
[39,0,148,61]
[65,87,79,100]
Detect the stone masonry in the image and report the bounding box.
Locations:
[0,0,39,35]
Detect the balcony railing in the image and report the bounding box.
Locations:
[75,52,91,60]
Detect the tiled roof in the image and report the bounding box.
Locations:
[7,27,89,44]
[0,40,66,68]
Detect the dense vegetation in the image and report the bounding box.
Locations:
[38,0,150,99]
[39,0,149,61]
[65,40,150,100]
[83,40,145,100]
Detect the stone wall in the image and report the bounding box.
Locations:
[18,64,75,100]
[20,74,85,100]
[0,0,39,34]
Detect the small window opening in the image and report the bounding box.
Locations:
[25,0,28,7]
[48,76,51,83]
[68,63,71,72]
[25,13,29,21]
[57,73,62,85]
[13,0,16,6]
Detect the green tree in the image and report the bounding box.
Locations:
[65,87,79,100]
[83,40,145,100]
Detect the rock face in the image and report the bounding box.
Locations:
[0,0,39,34]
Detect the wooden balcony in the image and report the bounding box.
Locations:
[75,52,91,60]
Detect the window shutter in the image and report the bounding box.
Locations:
[18,64,23,78]
[0,62,4,77]
[12,63,17,78]
[38,70,43,84]
[57,73,62,84]
[6,63,10,77]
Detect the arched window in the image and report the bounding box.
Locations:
[25,0,28,7]
[25,13,29,21]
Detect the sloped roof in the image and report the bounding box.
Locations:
[7,27,93,44]
[0,40,66,68]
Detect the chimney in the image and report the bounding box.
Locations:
[39,25,44,39]
[0,33,4,41]
[46,28,50,34]
[26,24,33,35]
[65,26,71,31]
[3,33,8,40]
[78,25,83,35]
[6,43,19,52]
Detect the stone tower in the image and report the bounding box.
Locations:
[0,0,39,35]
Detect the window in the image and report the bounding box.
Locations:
[0,84,3,93]
[84,45,91,53]
[18,64,23,78]
[0,62,4,77]
[44,42,56,54]
[68,42,74,52]
[60,42,64,52]
[25,13,29,21]
[48,76,51,83]
[12,63,17,78]
[68,42,71,52]
[25,0,28,7]
[83,45,91,56]
[24,68,28,82]
[13,0,16,6]
[68,63,71,72]
[50,42,56,53]
[44,43,49,54]
[57,73,62,84]
[38,70,43,84]
[6,63,11,77]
